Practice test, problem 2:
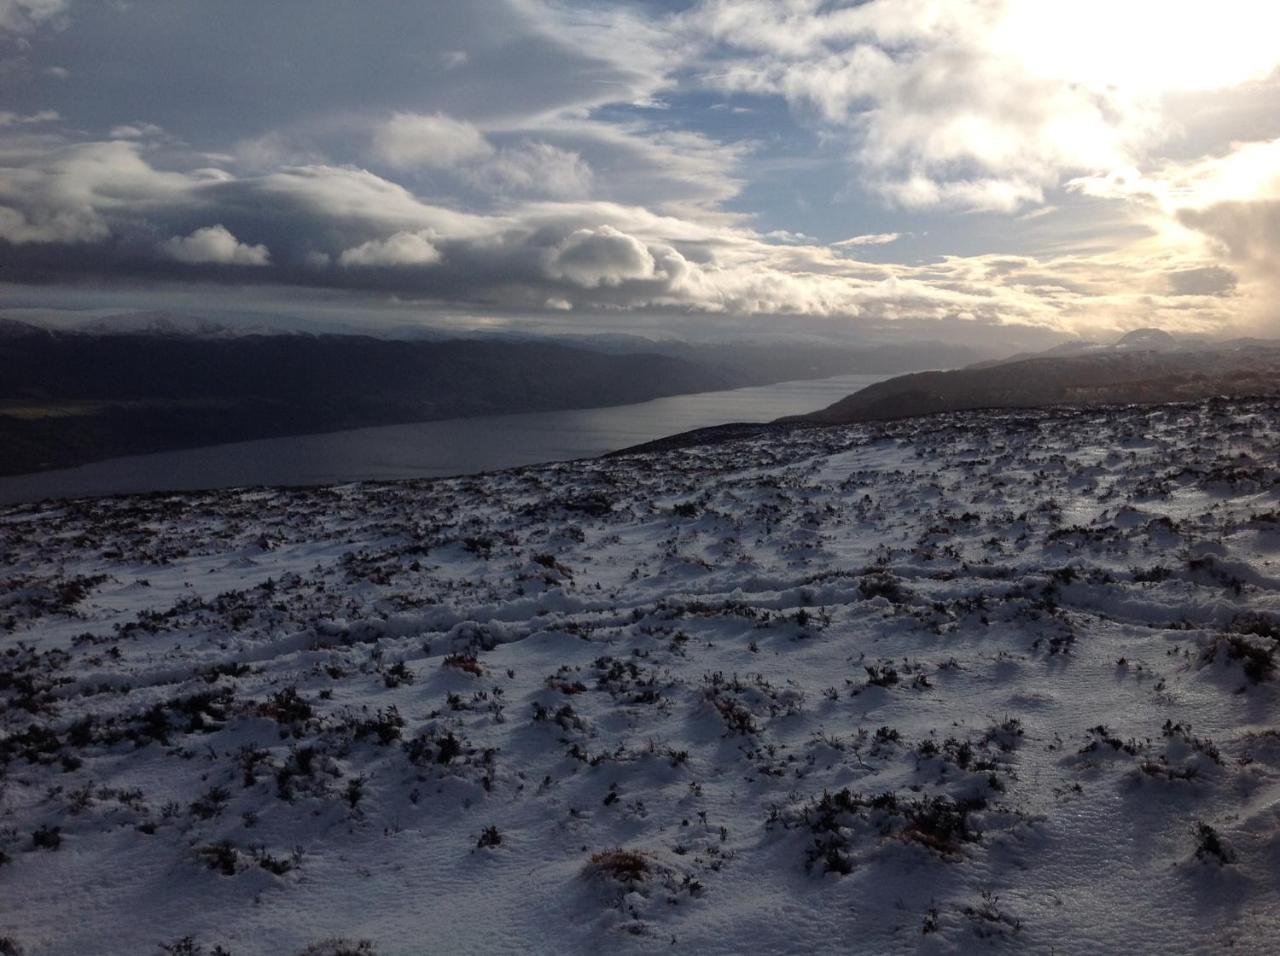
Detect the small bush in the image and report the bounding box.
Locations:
[190,785,231,821]
[159,938,231,956]
[864,664,899,688]
[350,707,404,745]
[31,825,61,851]
[859,573,911,604]
[254,847,301,876]
[197,840,240,876]
[261,687,313,724]
[1194,823,1236,864]
[293,941,377,956]
[382,661,414,689]
[404,729,466,766]
[708,694,757,735]
[158,939,201,956]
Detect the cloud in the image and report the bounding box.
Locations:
[372,112,493,170]
[833,232,900,247]
[439,50,469,72]
[12,2,667,146]
[0,0,67,34]
[1067,136,1280,327]
[523,118,746,209]
[0,136,1247,336]
[1179,201,1280,269]
[1166,266,1238,297]
[544,225,658,287]
[0,139,216,245]
[249,163,495,238]
[369,115,597,199]
[0,109,59,127]
[0,123,1257,338]
[467,141,593,199]
[369,112,597,200]
[0,203,107,245]
[159,225,270,266]
[1154,141,1280,294]
[109,123,165,140]
[339,231,441,268]
[1,0,1275,346]
[685,0,1280,212]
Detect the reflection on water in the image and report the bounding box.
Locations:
[0,373,889,504]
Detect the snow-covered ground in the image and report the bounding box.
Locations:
[2,397,1278,955]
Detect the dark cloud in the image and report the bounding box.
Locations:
[1165,265,1238,297]
[1178,200,1280,269]
[13,2,655,141]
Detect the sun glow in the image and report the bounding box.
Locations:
[995,1,1280,95]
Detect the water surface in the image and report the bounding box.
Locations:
[0,373,888,504]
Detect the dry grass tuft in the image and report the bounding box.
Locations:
[442,653,484,677]
[585,847,650,884]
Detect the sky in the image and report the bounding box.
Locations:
[1,0,1278,345]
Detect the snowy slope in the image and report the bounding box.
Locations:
[2,397,1278,955]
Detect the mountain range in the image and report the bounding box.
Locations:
[0,316,992,476]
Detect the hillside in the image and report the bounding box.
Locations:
[795,343,1280,426]
[0,322,990,476]
[2,396,1278,954]
[614,336,1280,458]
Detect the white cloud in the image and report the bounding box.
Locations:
[545,224,666,287]
[371,115,598,200]
[0,140,202,244]
[467,141,593,199]
[372,112,493,170]
[515,118,748,210]
[109,123,164,140]
[339,231,441,268]
[0,109,59,127]
[254,164,495,238]
[833,232,900,247]
[0,133,1259,336]
[1066,136,1280,328]
[0,0,1271,340]
[763,230,815,244]
[160,225,270,266]
[686,0,1280,213]
[0,203,108,244]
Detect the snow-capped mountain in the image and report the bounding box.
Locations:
[75,312,263,338]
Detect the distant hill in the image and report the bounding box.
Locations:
[650,340,992,383]
[613,331,1280,457]
[76,312,242,338]
[0,321,989,475]
[0,326,731,475]
[1112,327,1179,351]
[794,340,1280,426]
